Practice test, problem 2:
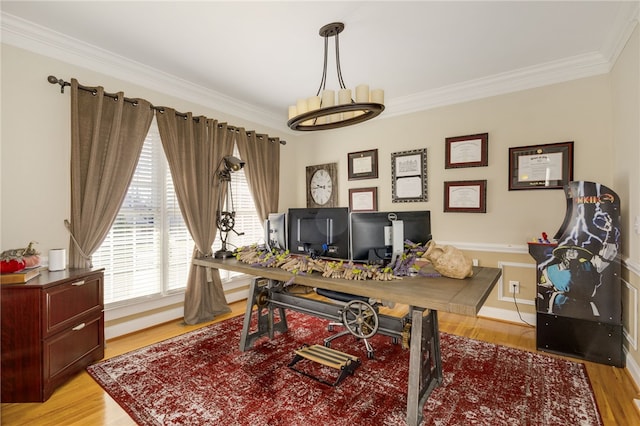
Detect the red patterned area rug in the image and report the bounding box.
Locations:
[87,311,602,425]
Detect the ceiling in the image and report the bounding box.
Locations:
[1,1,638,133]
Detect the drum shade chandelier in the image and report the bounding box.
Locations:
[287,22,385,131]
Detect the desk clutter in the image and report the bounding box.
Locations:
[235,242,424,281]
[234,239,474,280]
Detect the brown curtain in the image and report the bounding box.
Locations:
[236,131,281,221]
[156,109,235,324]
[68,79,154,268]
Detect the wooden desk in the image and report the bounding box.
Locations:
[195,257,501,426]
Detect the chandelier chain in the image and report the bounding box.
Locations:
[335,32,347,90]
[316,36,329,97]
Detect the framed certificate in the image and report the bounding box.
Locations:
[391,148,428,203]
[348,149,378,180]
[445,133,488,168]
[444,180,487,213]
[508,141,573,190]
[349,187,378,212]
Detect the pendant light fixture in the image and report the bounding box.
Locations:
[287,22,385,131]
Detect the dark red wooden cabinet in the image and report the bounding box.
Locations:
[1,268,105,402]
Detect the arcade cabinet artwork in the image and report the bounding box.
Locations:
[528,181,624,367]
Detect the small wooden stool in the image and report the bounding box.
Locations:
[288,344,361,386]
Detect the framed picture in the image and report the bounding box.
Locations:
[349,187,378,212]
[348,149,378,180]
[391,148,428,202]
[444,180,487,213]
[445,133,488,168]
[508,141,574,190]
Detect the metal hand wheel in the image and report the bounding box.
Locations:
[217,211,236,233]
[341,300,379,339]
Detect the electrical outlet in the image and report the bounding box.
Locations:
[509,280,520,294]
[472,258,479,266]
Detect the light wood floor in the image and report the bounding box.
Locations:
[2,298,639,425]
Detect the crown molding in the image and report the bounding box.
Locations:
[602,1,640,66]
[384,51,611,118]
[0,12,289,133]
[2,6,638,133]
[383,2,640,119]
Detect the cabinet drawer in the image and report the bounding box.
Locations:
[1,269,105,402]
[44,314,104,384]
[45,274,103,336]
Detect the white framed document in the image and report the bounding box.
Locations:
[444,180,487,213]
[391,148,428,203]
[349,187,377,212]
[509,141,573,190]
[445,133,488,168]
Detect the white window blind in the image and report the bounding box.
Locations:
[93,118,264,306]
[165,168,194,292]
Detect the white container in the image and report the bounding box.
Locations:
[48,248,66,271]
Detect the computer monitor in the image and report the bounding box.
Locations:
[288,207,349,259]
[350,211,432,264]
[264,212,287,251]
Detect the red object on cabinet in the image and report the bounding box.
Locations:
[0,258,26,273]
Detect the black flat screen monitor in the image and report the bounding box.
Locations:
[288,207,349,259]
[350,211,432,263]
[265,212,287,251]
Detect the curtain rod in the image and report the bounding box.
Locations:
[47,76,286,145]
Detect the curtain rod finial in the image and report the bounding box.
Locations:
[47,75,69,93]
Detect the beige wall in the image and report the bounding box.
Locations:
[282,76,614,246]
[611,25,640,377]
[279,65,618,329]
[612,25,640,264]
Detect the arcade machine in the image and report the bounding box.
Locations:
[528,181,624,367]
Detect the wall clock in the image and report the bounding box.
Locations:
[306,163,338,208]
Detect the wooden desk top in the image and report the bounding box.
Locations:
[194,258,501,317]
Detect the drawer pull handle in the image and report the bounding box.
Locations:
[72,323,86,331]
[71,280,86,286]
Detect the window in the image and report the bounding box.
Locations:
[93,118,264,306]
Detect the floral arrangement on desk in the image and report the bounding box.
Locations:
[234,240,474,281]
[234,240,440,281]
